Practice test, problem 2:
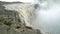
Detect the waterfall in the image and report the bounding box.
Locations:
[2,0,60,34]
[3,3,36,28]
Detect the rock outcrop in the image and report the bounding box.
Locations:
[0,1,41,34]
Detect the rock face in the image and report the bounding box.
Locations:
[0,1,41,34]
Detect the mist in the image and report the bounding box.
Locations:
[32,0,60,34]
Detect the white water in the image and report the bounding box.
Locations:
[32,0,60,34]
